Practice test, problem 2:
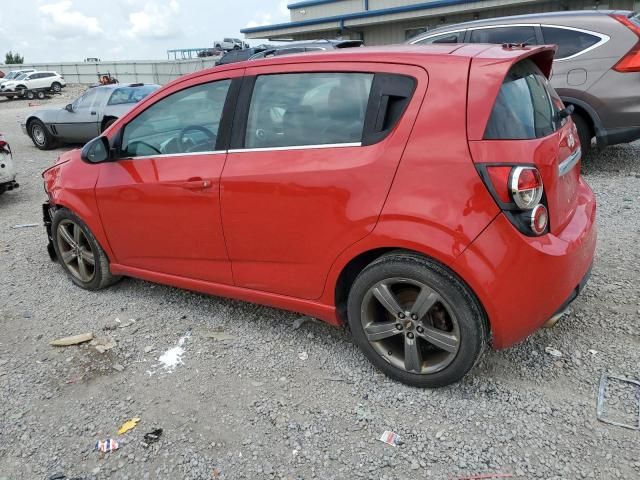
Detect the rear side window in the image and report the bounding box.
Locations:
[414,31,463,44]
[245,73,373,148]
[470,26,537,45]
[485,59,564,140]
[540,26,600,59]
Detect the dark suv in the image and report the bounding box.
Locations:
[408,10,640,152]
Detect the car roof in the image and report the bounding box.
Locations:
[92,83,160,91]
[174,44,554,81]
[409,9,631,39]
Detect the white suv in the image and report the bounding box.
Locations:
[0,69,36,85]
[0,71,66,95]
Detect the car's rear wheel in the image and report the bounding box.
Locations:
[29,119,55,150]
[52,208,120,290]
[51,82,62,93]
[347,252,488,387]
[572,113,592,155]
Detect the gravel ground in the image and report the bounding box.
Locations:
[0,98,639,480]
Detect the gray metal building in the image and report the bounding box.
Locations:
[241,0,640,45]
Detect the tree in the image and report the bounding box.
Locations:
[5,51,24,64]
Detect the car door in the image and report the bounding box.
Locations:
[221,63,426,299]
[54,88,103,143]
[94,70,242,284]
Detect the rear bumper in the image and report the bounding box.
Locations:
[454,177,597,349]
[598,125,640,147]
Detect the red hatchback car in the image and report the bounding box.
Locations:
[42,44,596,387]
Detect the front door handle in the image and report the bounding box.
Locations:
[173,178,213,191]
[90,111,97,115]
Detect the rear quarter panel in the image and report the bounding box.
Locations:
[319,54,500,306]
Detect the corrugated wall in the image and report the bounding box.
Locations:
[6,58,219,85]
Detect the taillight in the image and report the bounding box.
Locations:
[510,166,543,209]
[477,164,549,237]
[611,13,640,73]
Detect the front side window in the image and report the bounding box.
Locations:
[72,88,100,110]
[470,26,537,45]
[245,72,373,149]
[540,26,600,59]
[122,80,231,157]
[485,59,564,139]
[414,31,463,44]
[108,85,158,105]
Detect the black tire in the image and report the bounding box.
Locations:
[28,119,56,150]
[51,82,62,93]
[26,90,35,100]
[572,113,592,155]
[347,252,488,388]
[36,91,46,100]
[102,118,117,133]
[51,208,121,290]
[16,86,26,98]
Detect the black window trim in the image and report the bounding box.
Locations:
[228,70,416,153]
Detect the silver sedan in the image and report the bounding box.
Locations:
[22,83,159,150]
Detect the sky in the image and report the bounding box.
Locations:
[0,0,290,63]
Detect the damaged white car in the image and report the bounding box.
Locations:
[0,134,18,194]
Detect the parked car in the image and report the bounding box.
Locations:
[249,39,364,59]
[407,10,640,152]
[0,134,18,194]
[214,38,246,51]
[41,45,596,387]
[0,71,66,95]
[23,83,159,149]
[0,68,36,85]
[216,46,272,65]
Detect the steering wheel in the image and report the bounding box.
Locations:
[126,140,161,155]
[178,125,216,153]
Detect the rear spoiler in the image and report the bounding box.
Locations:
[465,44,556,141]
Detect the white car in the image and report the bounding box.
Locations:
[0,71,66,95]
[0,134,18,195]
[0,69,36,85]
[214,38,246,51]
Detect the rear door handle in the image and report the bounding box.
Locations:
[90,111,97,115]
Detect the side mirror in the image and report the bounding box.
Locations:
[81,136,111,163]
[65,104,73,112]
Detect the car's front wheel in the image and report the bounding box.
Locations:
[28,119,55,150]
[51,208,120,290]
[347,252,488,387]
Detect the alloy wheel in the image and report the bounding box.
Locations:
[56,219,96,283]
[360,277,460,374]
[31,124,45,146]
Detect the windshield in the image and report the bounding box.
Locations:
[107,85,159,105]
[14,73,27,80]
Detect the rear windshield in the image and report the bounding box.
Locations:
[484,59,564,140]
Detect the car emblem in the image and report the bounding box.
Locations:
[568,133,575,149]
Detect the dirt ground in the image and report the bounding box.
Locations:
[0,91,639,479]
